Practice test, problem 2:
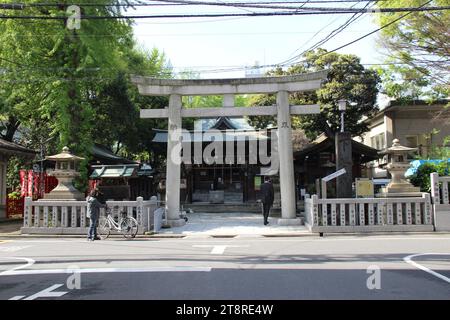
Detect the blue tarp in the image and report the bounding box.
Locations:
[405,159,450,177]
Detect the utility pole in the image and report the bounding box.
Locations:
[336,100,353,198]
[38,136,55,198]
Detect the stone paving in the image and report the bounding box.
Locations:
[157,212,309,236]
[0,213,310,237]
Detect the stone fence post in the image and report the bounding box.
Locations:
[24,196,32,227]
[137,196,143,227]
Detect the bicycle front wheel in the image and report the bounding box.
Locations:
[120,217,138,238]
[98,216,111,240]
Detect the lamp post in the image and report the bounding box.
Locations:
[338,99,347,133]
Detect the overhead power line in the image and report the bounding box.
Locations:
[0,0,396,9]
[280,0,373,67]
[278,0,436,67]
[0,5,448,19]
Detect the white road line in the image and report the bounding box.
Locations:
[0,257,35,276]
[0,266,212,276]
[403,253,450,284]
[23,284,68,300]
[193,245,249,254]
[8,296,25,300]
[0,246,32,253]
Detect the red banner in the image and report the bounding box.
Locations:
[27,170,33,197]
[19,170,28,197]
[46,175,58,194]
[19,170,58,199]
[88,180,98,193]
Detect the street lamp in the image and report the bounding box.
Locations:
[338,99,347,133]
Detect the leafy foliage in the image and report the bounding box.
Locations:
[247,49,380,139]
[410,161,449,192]
[0,1,172,191]
[376,0,449,99]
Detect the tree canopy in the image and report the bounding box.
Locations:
[0,1,172,189]
[376,0,449,100]
[247,49,380,140]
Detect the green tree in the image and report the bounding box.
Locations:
[247,49,380,140]
[410,161,449,192]
[91,47,171,155]
[0,1,172,190]
[376,0,449,100]
[0,0,132,153]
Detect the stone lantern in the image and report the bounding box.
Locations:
[377,138,421,197]
[42,146,85,200]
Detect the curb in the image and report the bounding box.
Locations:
[1,231,448,240]
[145,235,187,238]
[262,233,317,237]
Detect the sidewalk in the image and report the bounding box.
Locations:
[0,218,22,236]
[0,213,312,238]
[155,212,311,237]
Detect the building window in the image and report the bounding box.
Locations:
[371,133,385,150]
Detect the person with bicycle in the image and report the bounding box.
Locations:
[87,188,106,241]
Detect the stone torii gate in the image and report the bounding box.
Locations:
[131,71,327,227]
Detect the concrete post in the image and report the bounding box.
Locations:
[165,94,186,227]
[276,91,301,225]
[430,172,440,205]
[136,196,144,227]
[0,160,6,219]
[23,196,32,227]
[335,132,353,198]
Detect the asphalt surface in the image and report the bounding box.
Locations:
[0,234,449,300]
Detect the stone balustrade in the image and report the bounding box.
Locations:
[304,193,434,233]
[21,197,160,235]
[431,173,450,231]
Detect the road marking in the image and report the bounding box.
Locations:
[0,245,32,252]
[0,257,35,276]
[404,253,450,284]
[9,295,25,300]
[23,284,68,300]
[6,237,450,244]
[193,245,248,254]
[0,266,212,276]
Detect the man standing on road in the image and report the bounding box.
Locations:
[259,176,274,225]
[87,188,106,241]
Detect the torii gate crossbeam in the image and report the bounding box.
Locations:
[131,71,327,227]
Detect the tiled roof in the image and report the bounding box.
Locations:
[0,138,37,156]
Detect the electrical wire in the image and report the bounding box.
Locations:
[281,0,368,66]
[0,5,448,19]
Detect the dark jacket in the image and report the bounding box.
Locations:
[260,181,274,206]
[86,196,105,219]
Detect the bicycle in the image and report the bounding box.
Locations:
[98,206,139,239]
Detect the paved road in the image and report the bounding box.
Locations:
[0,234,449,300]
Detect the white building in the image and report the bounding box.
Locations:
[360,99,450,178]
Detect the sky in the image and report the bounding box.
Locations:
[128,1,389,79]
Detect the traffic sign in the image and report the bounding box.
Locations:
[322,168,346,182]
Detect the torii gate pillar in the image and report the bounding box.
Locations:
[132,72,327,227]
[165,94,186,226]
[276,91,298,224]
